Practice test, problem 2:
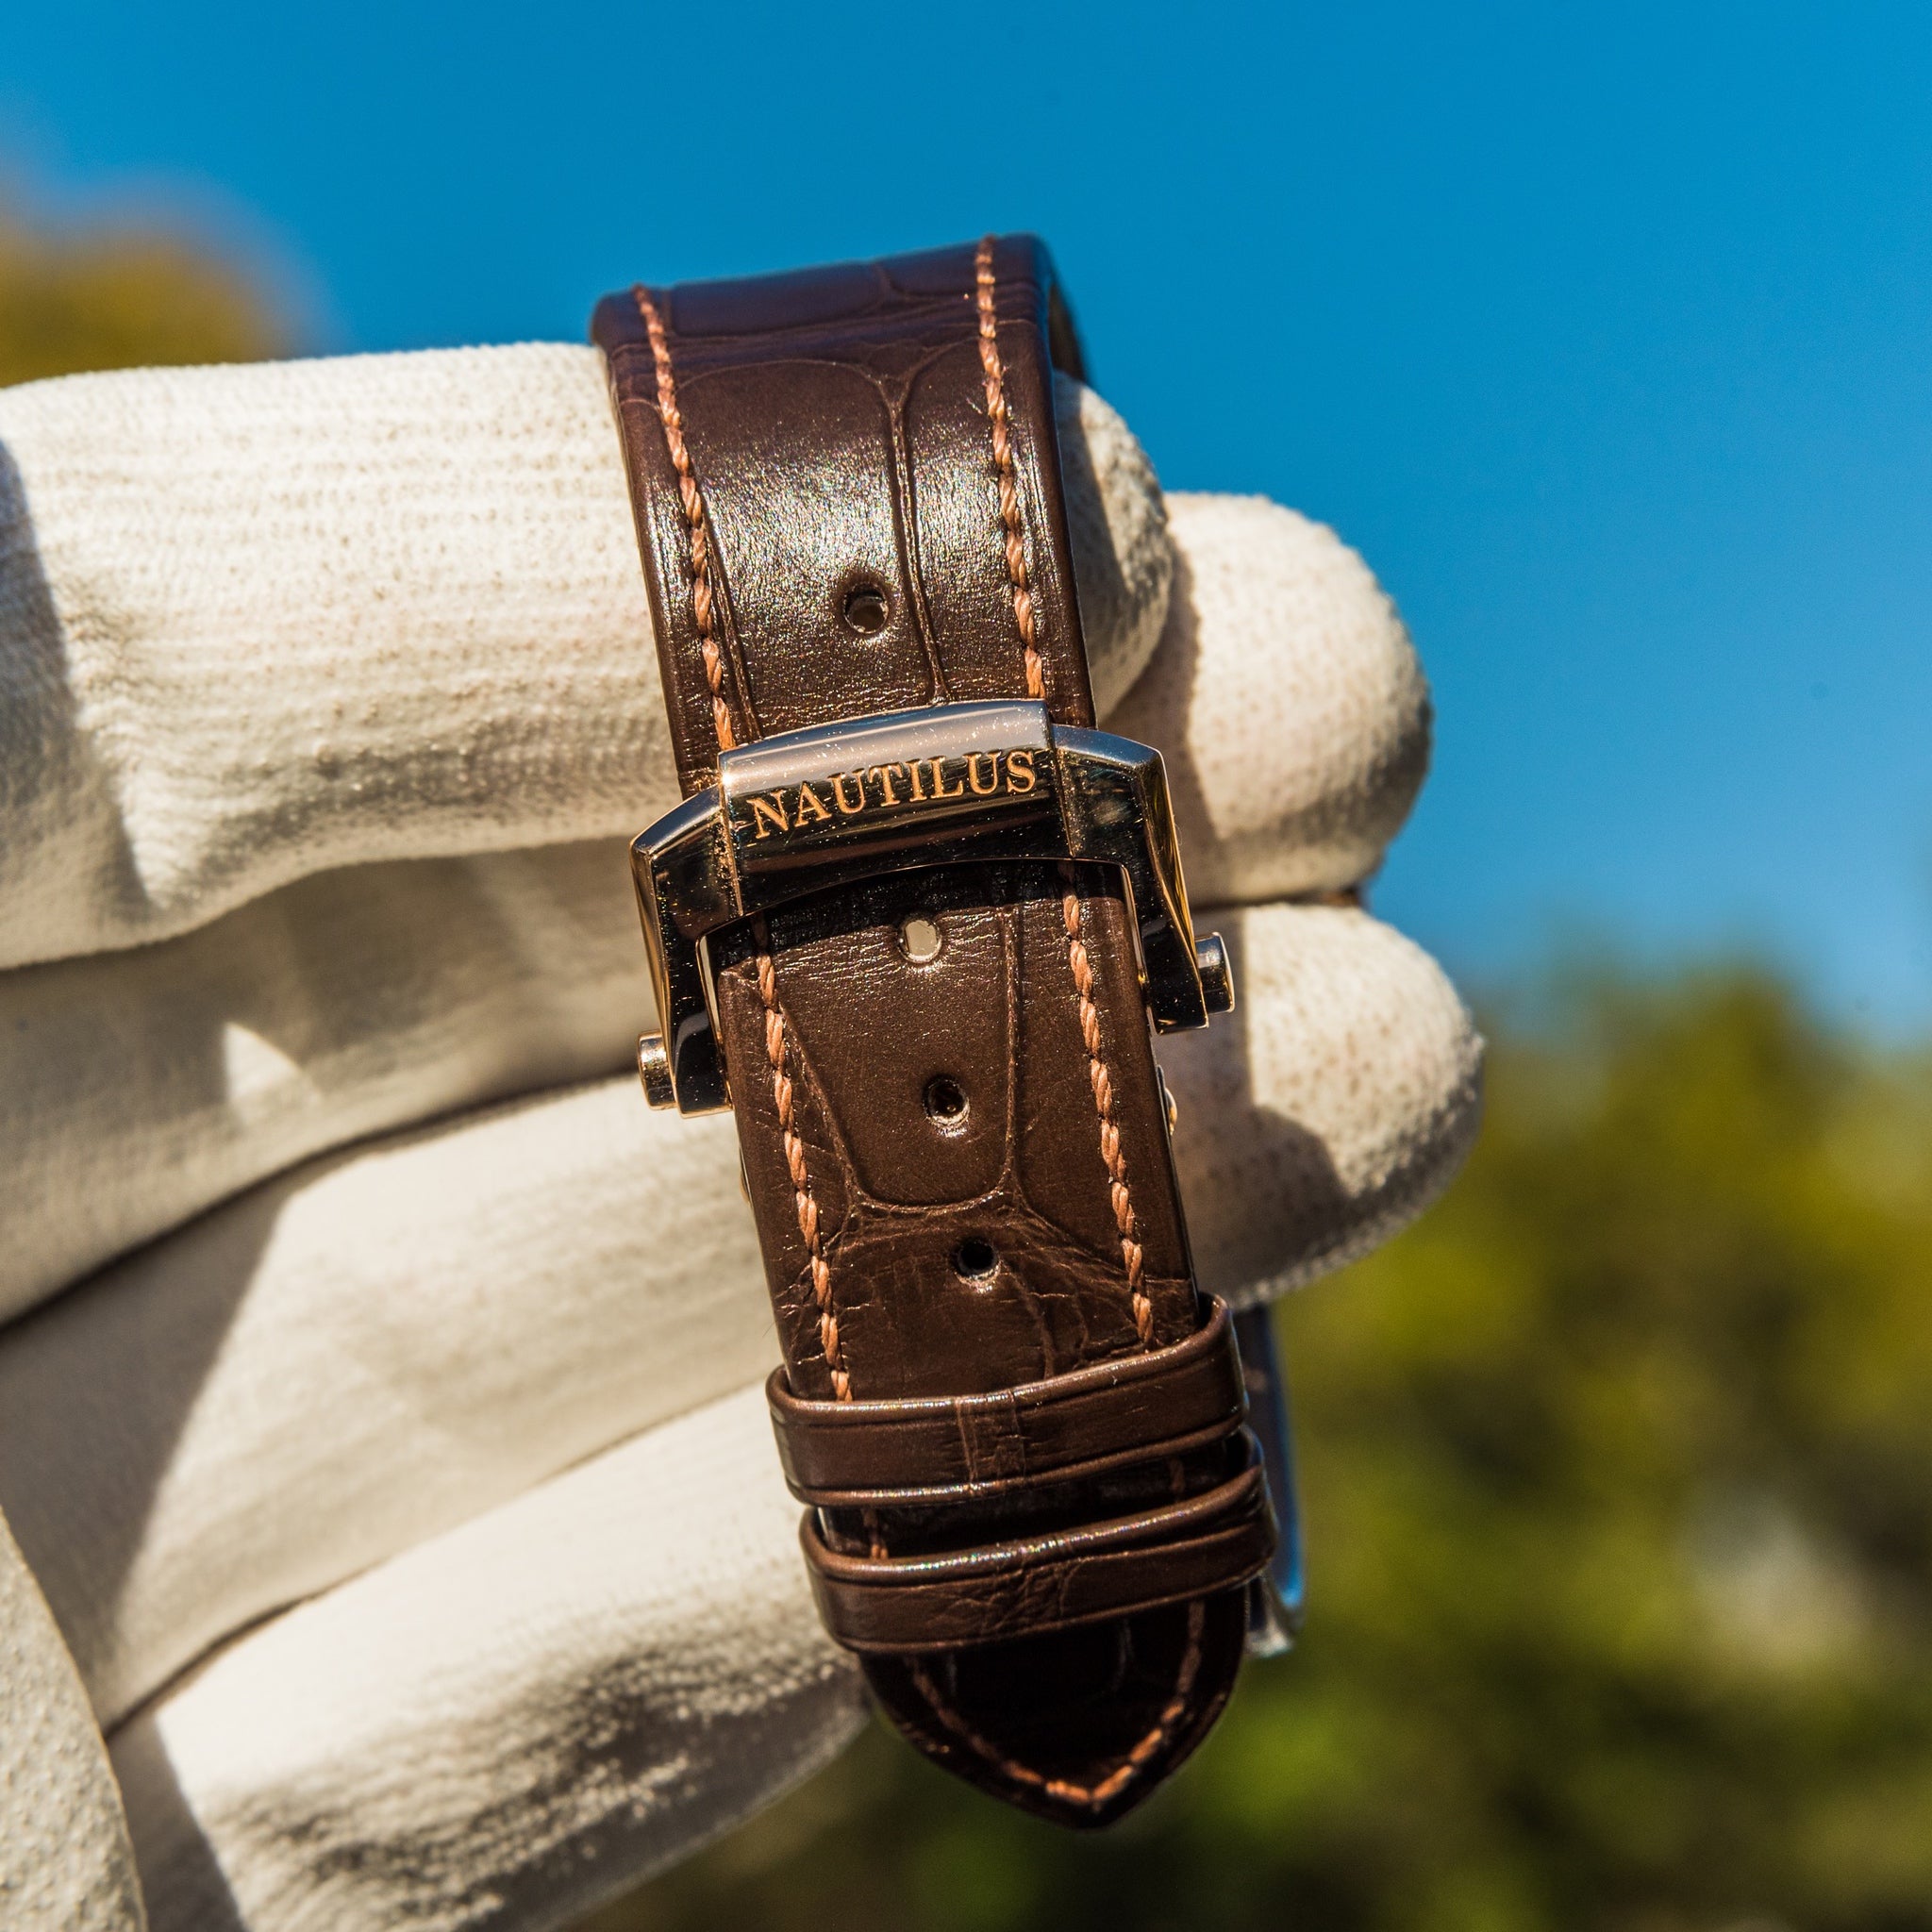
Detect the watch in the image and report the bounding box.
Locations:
[591,236,1294,1825]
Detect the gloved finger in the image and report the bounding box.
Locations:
[1163,903,1483,1294]
[0,348,1423,976]
[1112,491,1428,906]
[0,485,1424,1326]
[0,355,1166,974]
[111,1384,866,1932]
[0,1506,146,1932]
[0,841,645,1325]
[6,1075,757,1731]
[0,903,1478,1730]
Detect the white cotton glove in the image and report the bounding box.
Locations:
[0,346,1481,1932]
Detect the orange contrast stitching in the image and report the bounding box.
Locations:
[633,287,737,754]
[756,950,850,1401]
[634,290,848,1405]
[974,241,1152,1347]
[908,1598,1207,1808]
[974,238,1046,703]
[1063,879,1153,1344]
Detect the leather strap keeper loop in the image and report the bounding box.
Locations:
[769,1296,1248,1507]
[802,1442,1274,1654]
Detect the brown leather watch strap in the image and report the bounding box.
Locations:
[769,1293,1249,1507]
[802,1450,1274,1653]
[592,237,1270,1825]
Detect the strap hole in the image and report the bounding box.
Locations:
[952,1236,997,1280]
[899,913,942,963]
[842,583,890,634]
[924,1075,968,1124]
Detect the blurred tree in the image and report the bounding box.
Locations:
[0,210,282,387]
[600,967,1932,1932]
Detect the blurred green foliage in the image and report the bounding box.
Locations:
[604,967,1932,1932]
[0,211,282,388]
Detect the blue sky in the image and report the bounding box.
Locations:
[7,1,1930,1026]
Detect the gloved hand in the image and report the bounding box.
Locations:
[0,345,1481,1932]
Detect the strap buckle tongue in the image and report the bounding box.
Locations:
[630,699,1235,1115]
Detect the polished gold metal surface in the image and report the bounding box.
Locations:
[631,701,1233,1114]
[636,1032,675,1108]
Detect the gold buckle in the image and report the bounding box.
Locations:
[631,700,1233,1114]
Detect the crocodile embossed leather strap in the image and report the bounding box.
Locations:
[591,237,1274,1825]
